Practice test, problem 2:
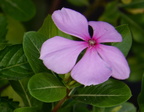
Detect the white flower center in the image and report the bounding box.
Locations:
[88,39,96,46]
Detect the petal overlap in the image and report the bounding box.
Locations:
[89,21,122,43]
[52,8,90,40]
[40,36,87,74]
[97,44,130,79]
[71,48,112,86]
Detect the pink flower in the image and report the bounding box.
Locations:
[40,8,130,86]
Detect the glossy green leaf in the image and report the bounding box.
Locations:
[38,15,72,39]
[138,74,144,112]
[28,73,67,102]
[113,24,132,56]
[23,31,49,73]
[14,107,38,112]
[71,79,131,107]
[0,14,8,50]
[0,0,36,21]
[0,45,33,79]
[94,102,136,112]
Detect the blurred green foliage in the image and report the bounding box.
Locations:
[0,0,143,111]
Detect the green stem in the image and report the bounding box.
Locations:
[64,73,71,82]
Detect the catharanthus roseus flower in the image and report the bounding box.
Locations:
[40,8,130,86]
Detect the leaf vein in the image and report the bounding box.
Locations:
[31,86,65,90]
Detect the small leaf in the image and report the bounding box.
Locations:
[0,0,36,21]
[28,73,67,102]
[38,15,72,39]
[71,79,131,107]
[113,24,132,56]
[0,45,33,80]
[23,31,49,73]
[138,74,144,112]
[94,102,136,112]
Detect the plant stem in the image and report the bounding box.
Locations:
[52,89,70,112]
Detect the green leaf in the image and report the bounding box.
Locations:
[94,102,136,112]
[1,85,24,106]
[0,97,19,112]
[113,24,132,56]
[138,74,144,112]
[127,56,143,82]
[71,79,131,107]
[0,0,36,21]
[9,78,42,107]
[23,31,49,73]
[0,14,8,50]
[58,101,90,112]
[0,45,33,80]
[28,73,67,102]
[119,12,144,43]
[38,15,72,39]
[14,107,38,112]
[121,1,144,9]
[6,17,25,44]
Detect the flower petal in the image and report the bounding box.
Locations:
[97,44,130,79]
[89,21,122,43]
[52,8,90,40]
[71,48,112,86]
[40,36,87,74]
